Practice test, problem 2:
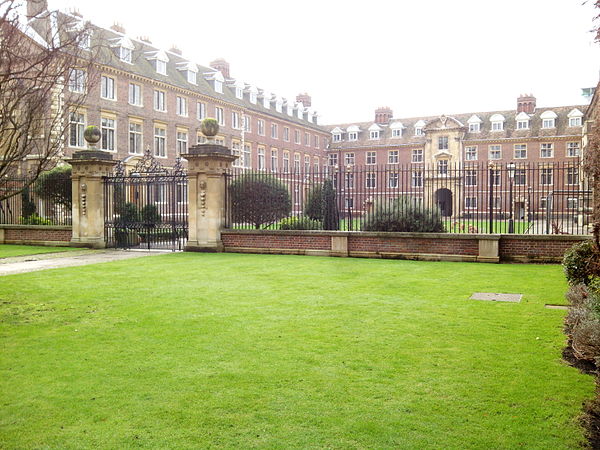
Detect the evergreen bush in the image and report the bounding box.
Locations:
[362,197,444,232]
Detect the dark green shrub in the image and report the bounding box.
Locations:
[564,281,600,367]
[33,166,72,208]
[563,240,596,286]
[140,204,161,226]
[278,217,322,230]
[321,180,339,231]
[19,213,52,225]
[116,202,139,226]
[229,173,292,229]
[304,185,323,221]
[21,186,36,219]
[362,197,444,232]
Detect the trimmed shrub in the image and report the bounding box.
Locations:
[304,185,323,221]
[563,240,596,286]
[33,165,72,208]
[278,217,322,230]
[321,180,339,231]
[229,173,292,229]
[140,204,161,226]
[21,186,36,219]
[362,197,444,233]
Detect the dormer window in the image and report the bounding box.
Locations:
[247,85,258,104]
[263,92,271,109]
[286,103,293,116]
[390,122,404,138]
[111,36,135,63]
[146,50,169,75]
[78,31,91,50]
[541,110,557,129]
[120,46,132,63]
[275,99,283,113]
[331,127,343,143]
[568,108,583,127]
[467,115,482,133]
[177,62,198,85]
[347,125,360,141]
[204,70,224,93]
[187,71,196,84]
[490,114,505,131]
[296,103,303,119]
[515,111,530,130]
[156,59,167,75]
[235,87,243,99]
[369,126,381,140]
[414,120,426,136]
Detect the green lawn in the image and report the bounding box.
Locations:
[0,244,81,259]
[0,254,593,448]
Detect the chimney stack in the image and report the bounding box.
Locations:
[138,36,152,44]
[110,23,126,34]
[210,58,230,78]
[26,0,48,19]
[375,107,393,125]
[169,45,182,55]
[517,94,536,114]
[296,93,312,108]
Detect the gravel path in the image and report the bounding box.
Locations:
[0,249,165,276]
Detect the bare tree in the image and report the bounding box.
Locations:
[0,0,96,201]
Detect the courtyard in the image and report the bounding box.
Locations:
[0,250,594,448]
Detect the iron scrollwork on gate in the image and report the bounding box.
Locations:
[103,147,188,250]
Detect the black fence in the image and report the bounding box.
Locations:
[225,162,591,235]
[0,176,72,226]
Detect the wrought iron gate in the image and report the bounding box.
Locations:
[103,151,188,250]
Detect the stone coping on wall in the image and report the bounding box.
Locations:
[221,229,499,240]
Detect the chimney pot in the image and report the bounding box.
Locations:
[375,106,393,125]
[517,94,536,114]
[110,23,126,34]
[210,58,230,78]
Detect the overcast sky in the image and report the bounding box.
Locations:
[48,0,600,125]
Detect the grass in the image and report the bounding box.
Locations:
[0,253,594,448]
[0,244,81,259]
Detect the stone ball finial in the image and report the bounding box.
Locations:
[200,118,219,138]
[84,125,101,145]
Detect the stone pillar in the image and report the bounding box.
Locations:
[68,127,116,248]
[182,144,236,252]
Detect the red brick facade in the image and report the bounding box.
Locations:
[347,235,479,256]
[1,226,72,244]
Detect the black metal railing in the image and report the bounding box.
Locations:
[0,176,72,226]
[225,162,591,235]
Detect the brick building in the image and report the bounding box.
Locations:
[27,1,329,173]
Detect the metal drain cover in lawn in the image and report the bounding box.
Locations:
[470,292,522,303]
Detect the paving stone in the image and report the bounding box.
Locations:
[470,292,522,303]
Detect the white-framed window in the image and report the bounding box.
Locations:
[314,135,320,149]
[328,153,338,166]
[489,145,501,160]
[332,133,341,142]
[366,151,376,165]
[69,111,85,147]
[271,149,278,172]
[78,31,91,50]
[129,122,142,154]
[68,68,86,93]
[388,150,399,164]
[232,112,240,129]
[567,167,579,185]
[304,155,310,173]
[437,159,448,175]
[493,197,502,209]
[392,128,403,137]
[344,152,355,166]
[128,83,142,106]
[569,117,582,127]
[514,169,526,185]
[370,130,380,140]
[257,119,265,136]
[271,123,278,139]
[540,143,553,158]
[465,146,477,161]
[120,46,132,63]
[154,126,166,157]
[243,115,251,132]
[388,172,399,188]
[468,123,480,133]
[197,133,206,145]
[156,59,167,76]
[567,142,580,157]
[345,198,354,209]
[517,119,529,129]
[176,130,188,155]
[491,169,501,186]
[313,157,320,173]
[236,86,243,99]
[465,197,477,209]
[249,91,257,104]
[100,75,115,100]
[348,131,358,141]
[542,118,555,128]
[100,117,115,152]
[197,102,206,120]
[491,121,503,131]
[412,149,423,163]
[304,132,310,146]
[243,144,251,168]
[412,171,423,188]
[415,127,423,136]
[215,107,224,126]
[366,172,376,188]
[153,90,166,111]
[294,153,301,172]
[231,141,242,167]
[283,151,290,172]
[187,71,197,85]
[514,144,527,159]
[257,147,265,171]
[567,198,579,209]
[345,173,354,189]
[540,168,553,185]
[176,96,187,117]
[283,127,290,142]
[438,136,448,150]
[464,169,477,186]
[294,130,301,144]
[490,114,505,131]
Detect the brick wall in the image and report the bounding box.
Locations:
[1,226,72,245]
[348,235,478,256]
[500,235,589,262]
[222,231,331,252]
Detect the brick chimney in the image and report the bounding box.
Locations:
[296,93,311,108]
[375,107,393,125]
[210,58,230,78]
[169,45,182,55]
[138,36,152,44]
[110,23,126,34]
[517,94,536,114]
[26,0,48,19]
